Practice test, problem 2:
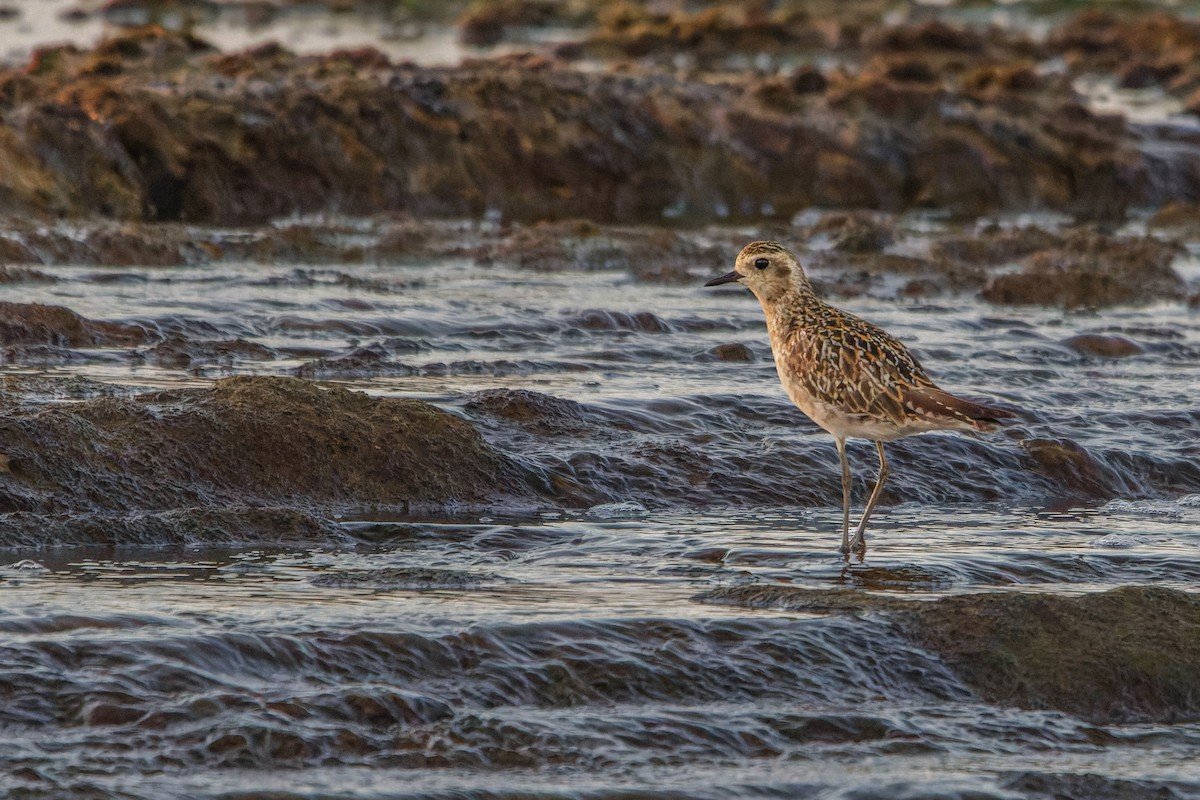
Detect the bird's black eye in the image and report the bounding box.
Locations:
[754,258,769,270]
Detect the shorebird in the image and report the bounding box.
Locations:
[705,240,1013,554]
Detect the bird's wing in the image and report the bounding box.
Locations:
[784,307,937,423]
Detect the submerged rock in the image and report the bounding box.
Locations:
[1062,333,1144,358]
[0,506,347,548]
[1020,438,1128,499]
[700,342,755,362]
[310,566,501,591]
[0,375,547,518]
[466,388,592,435]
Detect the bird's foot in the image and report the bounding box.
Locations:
[848,534,866,553]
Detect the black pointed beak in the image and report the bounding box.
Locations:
[704,270,742,287]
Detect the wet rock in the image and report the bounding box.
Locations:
[0,236,36,263]
[565,5,830,65]
[961,63,1043,94]
[931,226,1061,266]
[145,335,276,369]
[1050,10,1200,78]
[912,586,1200,723]
[0,506,346,548]
[472,220,613,271]
[789,65,828,94]
[466,388,591,436]
[89,21,214,65]
[209,39,296,78]
[0,266,56,284]
[1062,333,1144,358]
[369,223,441,262]
[1000,772,1192,800]
[864,19,985,55]
[459,0,559,47]
[0,302,148,347]
[840,564,953,592]
[981,233,1186,308]
[242,227,360,264]
[1147,201,1200,231]
[3,99,145,218]
[0,375,546,515]
[1119,60,1183,90]
[0,21,1180,225]
[11,224,198,266]
[827,59,1146,219]
[881,58,938,85]
[310,566,500,591]
[83,700,144,727]
[701,584,1200,723]
[293,344,414,379]
[566,309,671,333]
[472,222,723,283]
[805,212,894,253]
[699,343,754,362]
[1020,438,1126,499]
[699,585,905,615]
[808,249,986,297]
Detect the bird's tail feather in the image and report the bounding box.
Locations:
[902,386,1017,431]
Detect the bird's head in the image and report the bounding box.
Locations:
[704,240,811,303]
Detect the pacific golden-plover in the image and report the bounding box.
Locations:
[706,240,1013,554]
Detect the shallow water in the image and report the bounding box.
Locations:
[2,219,1200,797]
[2,503,1200,798]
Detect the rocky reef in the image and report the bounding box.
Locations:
[0,11,1198,226]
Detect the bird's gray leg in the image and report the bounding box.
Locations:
[835,436,851,555]
[850,441,889,552]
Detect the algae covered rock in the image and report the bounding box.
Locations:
[700,584,1200,723]
[0,301,149,347]
[0,22,1185,226]
[0,375,546,517]
[910,586,1200,723]
[980,233,1186,309]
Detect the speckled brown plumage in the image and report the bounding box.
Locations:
[705,240,1014,554]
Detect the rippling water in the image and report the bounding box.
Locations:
[2,219,1200,798]
[3,503,1200,798]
